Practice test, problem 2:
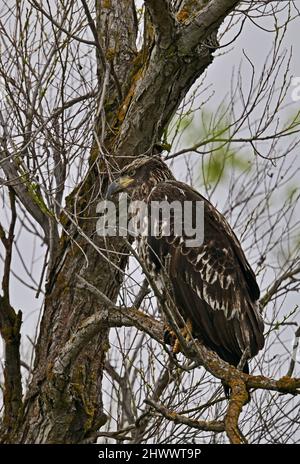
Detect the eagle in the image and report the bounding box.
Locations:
[107,156,264,377]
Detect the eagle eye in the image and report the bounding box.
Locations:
[127,169,136,177]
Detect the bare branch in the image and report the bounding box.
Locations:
[0,152,50,243]
[286,326,300,378]
[1,0,299,445]
[178,0,240,54]
[105,362,136,425]
[145,0,175,45]
[0,190,23,432]
[145,398,225,432]
[56,275,300,398]
[52,276,163,377]
[52,305,162,374]
[80,0,106,68]
[260,265,300,308]
[28,0,97,46]
[224,379,249,444]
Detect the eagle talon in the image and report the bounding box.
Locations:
[163,320,193,354]
[163,327,181,353]
[173,338,181,354]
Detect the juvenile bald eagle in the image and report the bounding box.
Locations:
[107,156,264,374]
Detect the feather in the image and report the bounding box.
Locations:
[145,179,264,366]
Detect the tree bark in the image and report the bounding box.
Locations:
[2,0,241,443]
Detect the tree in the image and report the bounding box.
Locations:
[0,0,299,444]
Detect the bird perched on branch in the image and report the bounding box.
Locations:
[106,156,264,379]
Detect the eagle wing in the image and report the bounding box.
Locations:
[146,180,264,366]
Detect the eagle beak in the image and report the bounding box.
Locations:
[106,176,134,200]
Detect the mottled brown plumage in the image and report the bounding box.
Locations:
[107,156,265,373]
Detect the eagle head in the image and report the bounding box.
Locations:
[106,156,174,200]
